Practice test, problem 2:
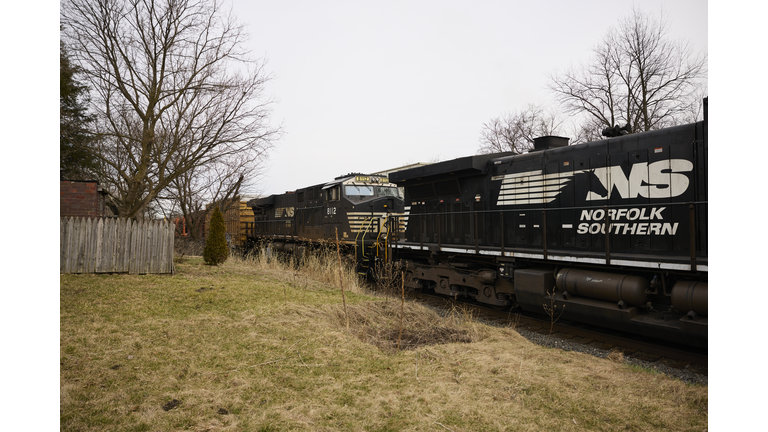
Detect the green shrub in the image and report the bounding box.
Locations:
[203,206,228,265]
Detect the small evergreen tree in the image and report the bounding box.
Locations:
[203,207,228,265]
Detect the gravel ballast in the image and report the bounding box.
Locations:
[513,325,708,386]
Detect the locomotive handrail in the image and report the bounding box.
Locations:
[361,216,381,275]
[354,216,376,266]
[353,216,369,259]
[397,200,707,270]
[399,200,708,217]
[376,217,387,262]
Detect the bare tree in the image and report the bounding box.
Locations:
[159,150,261,240]
[61,0,280,218]
[567,116,607,146]
[549,8,707,138]
[477,104,561,154]
[549,39,625,138]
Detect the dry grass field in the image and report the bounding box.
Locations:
[60,251,708,431]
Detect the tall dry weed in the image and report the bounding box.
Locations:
[231,243,366,294]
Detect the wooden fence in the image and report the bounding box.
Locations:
[60,217,175,274]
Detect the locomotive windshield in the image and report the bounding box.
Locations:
[345,185,374,196]
[343,184,402,199]
[376,186,401,198]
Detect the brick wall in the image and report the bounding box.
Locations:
[60,180,102,218]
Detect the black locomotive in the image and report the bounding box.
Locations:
[246,173,405,273]
[245,102,708,348]
[389,101,708,348]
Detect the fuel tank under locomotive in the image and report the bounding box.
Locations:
[514,267,707,348]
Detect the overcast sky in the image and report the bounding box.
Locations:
[228,0,708,196]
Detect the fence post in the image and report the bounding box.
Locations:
[121,218,130,273]
[96,218,104,273]
[60,218,67,274]
[66,217,75,273]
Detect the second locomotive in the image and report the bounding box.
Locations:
[246,173,405,274]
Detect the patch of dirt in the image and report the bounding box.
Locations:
[162,399,181,411]
[329,301,479,352]
[360,326,473,351]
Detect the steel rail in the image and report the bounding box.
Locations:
[414,292,708,368]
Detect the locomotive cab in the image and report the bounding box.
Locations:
[321,174,404,243]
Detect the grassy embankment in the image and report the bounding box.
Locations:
[60,250,707,431]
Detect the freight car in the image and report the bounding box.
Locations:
[389,102,708,348]
[246,173,405,273]
[202,195,258,250]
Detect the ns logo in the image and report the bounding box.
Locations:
[494,158,695,207]
[585,159,693,200]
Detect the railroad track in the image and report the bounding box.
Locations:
[413,291,708,374]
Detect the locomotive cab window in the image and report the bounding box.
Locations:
[325,186,340,202]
